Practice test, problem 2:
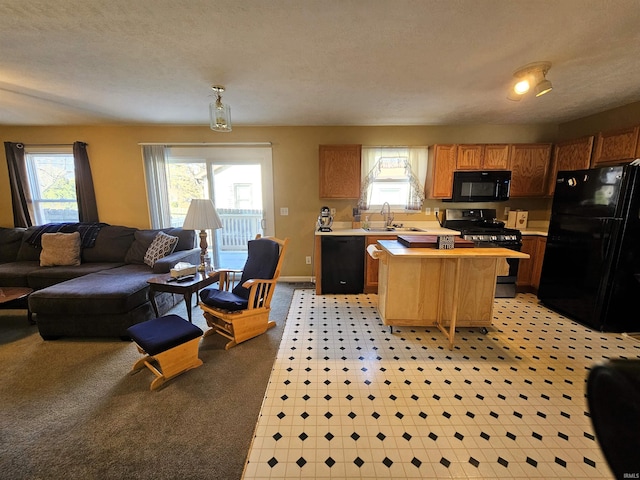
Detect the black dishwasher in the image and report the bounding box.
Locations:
[321,236,365,294]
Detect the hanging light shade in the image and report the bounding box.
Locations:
[535,78,553,97]
[210,85,232,132]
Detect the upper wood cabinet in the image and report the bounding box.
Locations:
[456,144,510,170]
[508,144,552,197]
[456,144,483,169]
[548,136,594,195]
[592,126,639,166]
[319,144,362,198]
[428,144,457,198]
[483,144,511,169]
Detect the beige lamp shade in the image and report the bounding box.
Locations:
[182,199,223,230]
[182,199,223,271]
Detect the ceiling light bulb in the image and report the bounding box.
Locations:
[514,79,530,95]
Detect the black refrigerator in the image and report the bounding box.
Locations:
[538,165,640,332]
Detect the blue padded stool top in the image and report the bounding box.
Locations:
[126,314,203,356]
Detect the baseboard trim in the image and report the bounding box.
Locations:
[280,276,315,284]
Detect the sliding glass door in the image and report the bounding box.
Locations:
[166,146,274,269]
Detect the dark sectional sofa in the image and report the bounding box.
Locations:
[0,224,199,339]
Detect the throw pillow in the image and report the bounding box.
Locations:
[124,230,162,264]
[40,232,81,267]
[144,232,179,267]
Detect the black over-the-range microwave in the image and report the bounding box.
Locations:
[446,170,511,202]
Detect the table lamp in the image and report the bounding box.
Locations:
[182,199,223,271]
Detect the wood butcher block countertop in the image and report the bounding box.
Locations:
[376,239,530,260]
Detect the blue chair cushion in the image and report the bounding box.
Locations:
[231,238,280,300]
[126,314,203,356]
[200,288,248,312]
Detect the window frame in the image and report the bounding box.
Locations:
[24,146,79,225]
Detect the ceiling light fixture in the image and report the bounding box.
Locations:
[210,85,232,132]
[507,62,553,101]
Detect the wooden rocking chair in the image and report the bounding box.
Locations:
[199,235,289,349]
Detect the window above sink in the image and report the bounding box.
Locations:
[358,146,428,213]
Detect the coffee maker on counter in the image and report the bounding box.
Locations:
[317,206,333,232]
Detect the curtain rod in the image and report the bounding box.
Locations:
[138,142,272,147]
[23,143,75,147]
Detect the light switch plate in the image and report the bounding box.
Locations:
[425,208,431,215]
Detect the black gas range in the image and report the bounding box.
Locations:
[442,208,523,298]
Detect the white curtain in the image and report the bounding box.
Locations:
[142,145,171,228]
[359,146,428,211]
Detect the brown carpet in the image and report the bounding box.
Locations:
[0,283,305,480]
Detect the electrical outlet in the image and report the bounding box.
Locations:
[434,207,440,216]
[280,207,289,216]
[305,256,312,265]
[330,208,336,216]
[504,207,510,217]
[425,207,431,215]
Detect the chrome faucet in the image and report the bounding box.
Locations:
[381,202,394,228]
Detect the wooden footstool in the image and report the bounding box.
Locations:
[126,314,204,391]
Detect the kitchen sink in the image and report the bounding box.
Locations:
[363,227,424,232]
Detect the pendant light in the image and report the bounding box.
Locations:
[210,85,232,132]
[507,62,553,101]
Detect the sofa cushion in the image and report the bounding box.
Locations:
[16,227,41,261]
[82,225,137,263]
[125,230,158,264]
[125,228,195,265]
[0,227,26,263]
[200,288,248,312]
[26,263,123,290]
[144,232,178,267]
[40,232,81,267]
[29,266,153,315]
[0,261,41,287]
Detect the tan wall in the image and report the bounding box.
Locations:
[0,123,557,277]
[558,100,640,140]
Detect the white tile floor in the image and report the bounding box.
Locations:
[243,291,639,479]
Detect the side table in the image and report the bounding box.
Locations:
[147,271,220,323]
[0,287,34,324]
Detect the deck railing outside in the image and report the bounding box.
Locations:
[216,208,263,251]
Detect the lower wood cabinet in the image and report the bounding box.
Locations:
[364,235,396,293]
[517,235,547,292]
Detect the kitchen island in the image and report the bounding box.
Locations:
[374,239,529,349]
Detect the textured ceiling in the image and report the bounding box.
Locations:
[1,0,640,127]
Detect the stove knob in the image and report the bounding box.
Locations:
[490,235,497,241]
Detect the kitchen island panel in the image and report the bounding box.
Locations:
[375,240,528,348]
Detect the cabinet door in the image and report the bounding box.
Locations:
[456,144,483,169]
[509,144,552,197]
[364,235,396,293]
[592,126,639,166]
[549,136,594,195]
[531,237,547,290]
[428,144,457,198]
[483,144,510,170]
[516,236,536,287]
[319,145,362,198]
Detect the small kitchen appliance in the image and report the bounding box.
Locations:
[317,206,334,232]
[443,208,523,298]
